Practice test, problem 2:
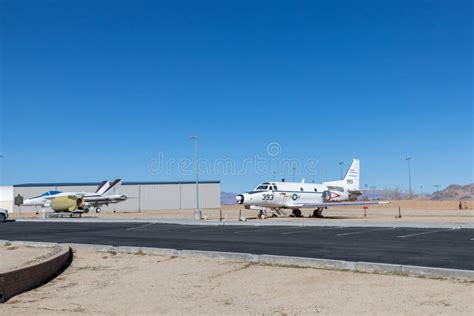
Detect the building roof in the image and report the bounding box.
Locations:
[14,180,220,187]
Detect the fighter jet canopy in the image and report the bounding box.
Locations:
[40,190,62,196]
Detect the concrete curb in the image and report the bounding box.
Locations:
[0,244,72,303]
[14,218,474,229]
[2,240,473,281]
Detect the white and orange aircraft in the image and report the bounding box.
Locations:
[236,159,388,218]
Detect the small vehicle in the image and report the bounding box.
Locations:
[0,208,9,222]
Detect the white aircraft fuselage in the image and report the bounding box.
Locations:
[236,159,387,218]
[236,181,353,209]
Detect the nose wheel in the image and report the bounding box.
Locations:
[95,207,102,213]
[292,209,302,217]
[313,208,324,218]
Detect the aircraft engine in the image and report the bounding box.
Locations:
[322,190,350,202]
[50,195,84,212]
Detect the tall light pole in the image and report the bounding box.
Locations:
[0,155,3,183]
[338,161,344,179]
[190,136,201,220]
[405,157,412,199]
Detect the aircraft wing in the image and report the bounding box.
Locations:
[302,201,390,208]
[83,195,127,203]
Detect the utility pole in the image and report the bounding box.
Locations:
[405,157,412,199]
[433,184,441,192]
[338,161,344,179]
[0,155,3,184]
[190,136,201,220]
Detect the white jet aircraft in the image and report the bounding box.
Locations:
[22,179,127,213]
[236,159,388,218]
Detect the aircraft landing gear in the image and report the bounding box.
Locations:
[292,209,302,217]
[258,210,266,219]
[313,208,324,218]
[84,208,90,214]
[95,207,102,213]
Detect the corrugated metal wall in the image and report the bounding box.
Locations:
[0,186,14,212]
[9,182,220,213]
[180,183,220,209]
[139,184,181,210]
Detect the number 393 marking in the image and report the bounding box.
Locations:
[262,194,274,201]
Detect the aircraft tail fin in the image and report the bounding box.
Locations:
[343,159,360,190]
[102,179,122,195]
[322,159,360,191]
[95,181,109,195]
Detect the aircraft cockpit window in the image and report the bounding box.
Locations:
[32,190,62,199]
[273,185,278,190]
[256,185,269,191]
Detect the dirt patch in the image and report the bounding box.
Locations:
[1,249,473,314]
[0,245,62,273]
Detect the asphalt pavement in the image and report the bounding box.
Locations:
[0,221,472,270]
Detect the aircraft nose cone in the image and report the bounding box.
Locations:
[236,194,244,204]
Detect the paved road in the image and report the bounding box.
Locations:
[1,222,473,270]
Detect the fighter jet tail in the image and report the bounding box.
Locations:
[102,179,122,195]
[95,181,110,195]
[95,179,122,196]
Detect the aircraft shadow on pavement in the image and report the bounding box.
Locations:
[316,216,359,219]
[1,219,17,224]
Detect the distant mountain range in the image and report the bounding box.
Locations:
[221,183,474,204]
[430,183,473,200]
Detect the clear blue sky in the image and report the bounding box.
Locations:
[1,0,472,193]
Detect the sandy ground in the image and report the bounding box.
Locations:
[1,249,473,315]
[11,200,474,224]
[0,245,62,273]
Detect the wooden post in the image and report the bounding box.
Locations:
[398,207,402,219]
[219,209,222,221]
[239,209,242,221]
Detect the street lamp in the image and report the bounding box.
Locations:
[405,157,412,200]
[0,155,3,183]
[190,136,201,220]
[338,161,344,179]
